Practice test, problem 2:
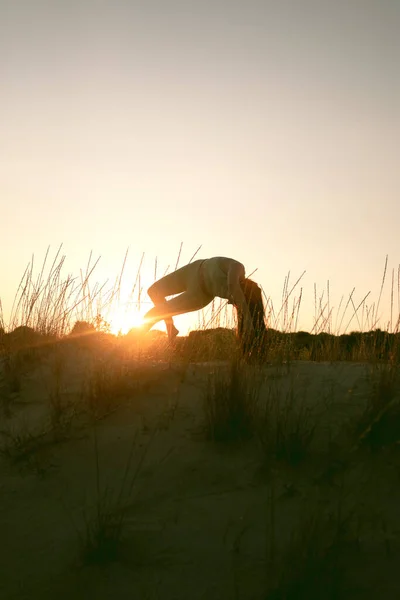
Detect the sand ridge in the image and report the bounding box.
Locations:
[1,345,399,599]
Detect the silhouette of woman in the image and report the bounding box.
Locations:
[141,257,267,357]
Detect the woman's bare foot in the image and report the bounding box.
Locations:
[167,323,179,339]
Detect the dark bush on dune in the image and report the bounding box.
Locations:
[69,321,97,336]
[187,327,235,343]
[4,326,44,351]
[179,327,238,362]
[0,326,50,378]
[67,320,115,350]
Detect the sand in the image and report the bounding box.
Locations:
[1,343,399,599]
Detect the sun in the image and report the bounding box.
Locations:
[108,306,144,335]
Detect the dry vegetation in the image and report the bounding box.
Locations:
[1,248,400,599]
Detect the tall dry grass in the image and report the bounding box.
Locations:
[1,246,399,366]
[203,359,263,442]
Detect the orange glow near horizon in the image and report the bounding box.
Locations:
[107,303,170,336]
[107,305,145,335]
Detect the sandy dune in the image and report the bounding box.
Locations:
[1,345,399,599]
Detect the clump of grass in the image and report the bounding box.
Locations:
[2,351,23,395]
[81,359,133,419]
[80,424,156,566]
[264,511,357,599]
[1,327,42,397]
[263,485,361,600]
[355,363,400,451]
[47,348,78,438]
[0,426,50,464]
[203,359,262,442]
[81,487,126,565]
[48,388,71,438]
[256,380,317,466]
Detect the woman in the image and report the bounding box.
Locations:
[141,257,267,357]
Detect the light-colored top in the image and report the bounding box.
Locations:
[201,257,254,333]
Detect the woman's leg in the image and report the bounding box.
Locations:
[142,261,206,339]
[142,290,212,336]
[147,285,179,339]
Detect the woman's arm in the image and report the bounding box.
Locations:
[227,262,254,334]
[227,261,246,303]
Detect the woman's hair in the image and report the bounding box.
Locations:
[235,278,267,359]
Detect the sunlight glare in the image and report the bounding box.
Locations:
[108,306,144,335]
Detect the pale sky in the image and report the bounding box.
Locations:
[1,0,399,334]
